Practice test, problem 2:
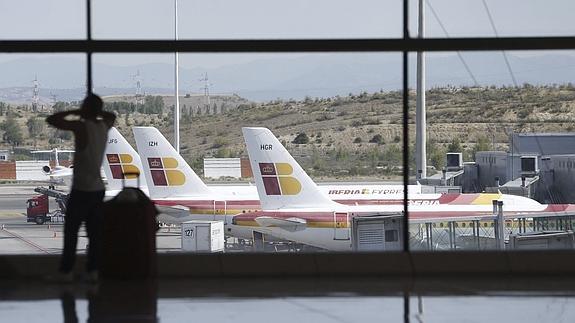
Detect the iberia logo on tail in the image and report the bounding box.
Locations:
[259,162,301,195]
[106,154,140,179]
[147,157,186,186]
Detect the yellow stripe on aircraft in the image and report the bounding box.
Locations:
[471,193,502,205]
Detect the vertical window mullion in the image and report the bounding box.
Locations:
[86,0,92,95]
[402,0,410,254]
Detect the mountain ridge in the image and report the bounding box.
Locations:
[0,53,573,103]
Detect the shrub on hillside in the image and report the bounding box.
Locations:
[292,133,309,144]
[369,134,384,144]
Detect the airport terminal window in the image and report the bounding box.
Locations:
[0,0,575,258]
[93,0,403,40]
[0,0,86,40]
[410,0,575,38]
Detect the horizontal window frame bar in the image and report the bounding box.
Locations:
[0,37,574,53]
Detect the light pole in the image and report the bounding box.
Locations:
[415,0,427,180]
[174,0,180,152]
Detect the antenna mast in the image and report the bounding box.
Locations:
[32,75,39,112]
[133,70,144,110]
[200,73,211,106]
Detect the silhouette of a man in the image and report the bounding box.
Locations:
[47,94,115,282]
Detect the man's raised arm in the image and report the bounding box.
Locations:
[100,111,116,129]
[46,110,82,132]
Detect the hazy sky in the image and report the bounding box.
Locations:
[0,0,573,68]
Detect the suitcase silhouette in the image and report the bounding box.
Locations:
[100,173,158,280]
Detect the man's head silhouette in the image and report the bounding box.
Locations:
[80,94,104,119]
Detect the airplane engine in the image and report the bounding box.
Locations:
[42,165,51,175]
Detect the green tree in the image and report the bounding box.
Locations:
[292,132,309,144]
[0,102,8,116]
[471,135,492,161]
[26,117,45,148]
[55,129,73,141]
[311,148,325,171]
[105,101,136,114]
[142,95,164,115]
[366,147,381,168]
[383,144,402,166]
[155,96,165,115]
[447,138,462,153]
[428,140,446,171]
[52,101,73,113]
[1,113,23,146]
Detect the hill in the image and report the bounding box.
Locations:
[1,84,575,180]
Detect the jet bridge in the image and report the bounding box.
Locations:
[495,176,538,198]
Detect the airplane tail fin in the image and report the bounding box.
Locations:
[133,126,211,199]
[103,127,147,191]
[242,127,337,210]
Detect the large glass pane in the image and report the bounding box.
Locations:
[409,50,575,251]
[0,54,85,253]
[93,52,403,253]
[410,295,575,323]
[93,0,402,39]
[410,0,575,38]
[0,0,85,39]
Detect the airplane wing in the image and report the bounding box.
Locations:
[156,205,190,218]
[254,216,307,232]
[50,171,73,178]
[155,205,193,225]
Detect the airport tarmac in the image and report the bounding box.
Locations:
[0,216,184,255]
[0,184,60,213]
[0,184,184,255]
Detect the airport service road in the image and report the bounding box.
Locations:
[0,216,182,255]
[0,184,186,254]
[0,184,60,213]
